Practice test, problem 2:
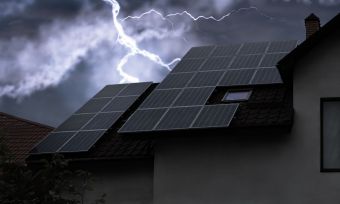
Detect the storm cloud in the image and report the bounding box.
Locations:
[0,0,339,126]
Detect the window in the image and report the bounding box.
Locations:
[321,98,340,172]
[222,90,251,102]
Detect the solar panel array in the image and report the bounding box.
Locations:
[119,40,297,133]
[31,82,152,154]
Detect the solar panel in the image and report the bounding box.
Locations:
[59,130,105,153]
[139,89,181,109]
[260,53,286,68]
[219,69,256,86]
[31,82,152,154]
[75,98,111,114]
[55,114,95,132]
[119,108,167,132]
[155,106,202,130]
[211,44,241,56]
[118,82,152,96]
[173,87,214,107]
[199,57,232,71]
[239,42,269,55]
[251,68,282,84]
[171,59,205,73]
[267,40,297,53]
[157,73,194,89]
[182,46,215,59]
[192,104,238,128]
[187,71,224,87]
[117,40,296,134]
[82,112,123,130]
[30,132,75,154]
[93,84,127,98]
[103,96,139,112]
[230,55,262,69]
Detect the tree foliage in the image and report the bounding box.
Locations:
[0,131,105,204]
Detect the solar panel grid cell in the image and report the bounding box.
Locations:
[230,55,262,69]
[173,87,215,107]
[75,98,112,114]
[171,59,206,73]
[260,53,287,68]
[82,112,124,130]
[55,114,95,132]
[103,96,139,112]
[157,73,194,89]
[239,42,268,55]
[139,89,181,109]
[93,84,127,98]
[155,106,202,130]
[182,46,215,59]
[199,57,232,71]
[267,40,297,53]
[118,82,152,96]
[119,108,168,132]
[192,104,239,128]
[59,130,105,152]
[187,71,224,87]
[219,69,256,86]
[30,132,76,154]
[251,68,282,84]
[211,44,241,56]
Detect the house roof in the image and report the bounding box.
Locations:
[118,40,296,134]
[0,112,53,163]
[28,40,296,162]
[278,13,340,82]
[27,82,156,162]
[28,84,290,163]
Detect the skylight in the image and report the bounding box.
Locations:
[223,90,252,102]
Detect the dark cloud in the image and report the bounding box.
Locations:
[0,0,338,126]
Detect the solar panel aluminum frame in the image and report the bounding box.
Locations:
[119,108,168,133]
[250,68,283,85]
[93,84,128,98]
[58,130,106,153]
[154,106,203,131]
[31,82,153,154]
[30,132,76,154]
[139,89,182,109]
[118,40,297,134]
[182,46,215,59]
[172,87,215,107]
[118,82,153,96]
[191,104,239,129]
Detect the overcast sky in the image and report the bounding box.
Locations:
[0,0,339,127]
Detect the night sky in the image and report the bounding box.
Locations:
[0,0,339,127]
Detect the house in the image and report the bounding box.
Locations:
[0,112,53,163]
[27,12,340,204]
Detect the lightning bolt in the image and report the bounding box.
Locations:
[103,1,278,83]
[103,0,180,83]
[122,7,274,22]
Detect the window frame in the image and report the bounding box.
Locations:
[320,97,340,172]
[222,89,252,103]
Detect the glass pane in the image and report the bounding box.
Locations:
[323,101,340,169]
[223,91,251,101]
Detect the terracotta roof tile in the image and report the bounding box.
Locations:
[0,112,53,163]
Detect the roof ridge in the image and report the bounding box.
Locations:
[0,112,54,130]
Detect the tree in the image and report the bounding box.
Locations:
[0,130,105,204]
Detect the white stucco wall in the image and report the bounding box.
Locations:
[76,159,153,204]
[153,28,340,204]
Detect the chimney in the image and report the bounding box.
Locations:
[305,13,320,39]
